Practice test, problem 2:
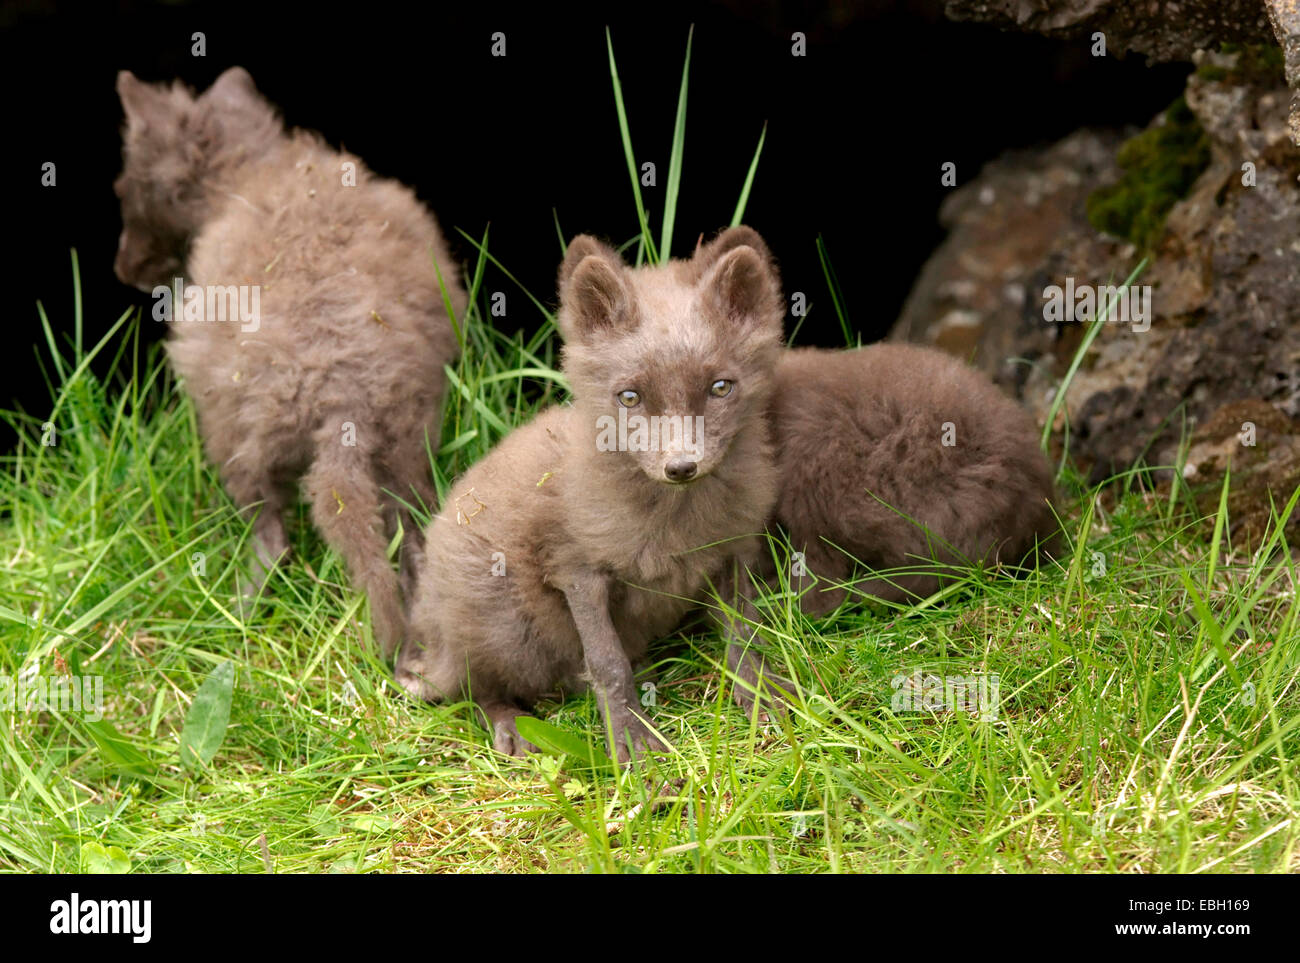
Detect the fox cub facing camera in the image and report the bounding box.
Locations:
[398,229,785,760]
[399,226,1057,759]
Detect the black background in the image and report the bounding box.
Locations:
[0,872,1272,942]
[2,0,1191,452]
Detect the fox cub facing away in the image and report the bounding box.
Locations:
[113,67,465,656]
[398,229,786,759]
[399,226,1058,758]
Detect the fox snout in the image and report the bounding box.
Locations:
[653,418,709,484]
[113,233,147,291]
[114,229,178,292]
[663,456,698,483]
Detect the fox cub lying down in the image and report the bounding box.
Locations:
[398,227,1057,759]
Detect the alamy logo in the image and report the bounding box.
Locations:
[595,407,705,455]
[50,894,151,943]
[152,276,261,332]
[1042,278,1151,333]
[890,670,1000,722]
[1,672,103,721]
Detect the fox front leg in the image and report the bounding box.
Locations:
[564,572,667,763]
[715,556,797,719]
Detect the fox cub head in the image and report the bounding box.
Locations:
[113,67,280,291]
[557,226,784,486]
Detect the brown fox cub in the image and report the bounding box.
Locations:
[713,342,1058,687]
[765,344,1058,612]
[113,67,465,656]
[671,231,1055,714]
[397,229,785,759]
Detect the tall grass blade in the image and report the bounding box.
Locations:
[660,26,693,260]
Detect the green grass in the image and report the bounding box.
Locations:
[1,243,1296,873]
[1,34,1296,875]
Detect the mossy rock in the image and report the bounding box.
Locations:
[1085,97,1211,252]
[1194,42,1287,86]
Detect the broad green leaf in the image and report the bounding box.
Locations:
[514,716,614,769]
[349,814,395,834]
[81,841,131,874]
[179,660,235,770]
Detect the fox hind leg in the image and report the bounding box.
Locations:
[223,466,293,611]
[303,433,405,658]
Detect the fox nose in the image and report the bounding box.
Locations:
[664,457,698,483]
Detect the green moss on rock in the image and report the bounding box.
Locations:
[1086,97,1211,252]
[1195,42,1287,86]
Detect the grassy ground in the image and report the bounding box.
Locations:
[2,34,1296,875]
[0,238,1296,874]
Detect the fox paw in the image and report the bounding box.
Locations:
[608,710,668,764]
[393,663,439,703]
[733,666,797,722]
[492,716,540,757]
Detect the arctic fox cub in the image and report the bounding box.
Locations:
[709,341,1057,695]
[762,343,1058,613]
[113,67,465,655]
[399,225,1057,755]
[397,229,785,759]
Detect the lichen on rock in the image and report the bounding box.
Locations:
[1085,96,1211,252]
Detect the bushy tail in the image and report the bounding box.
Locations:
[302,432,404,659]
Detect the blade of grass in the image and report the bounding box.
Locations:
[730,123,767,227]
[815,235,854,346]
[553,209,567,256]
[72,249,83,362]
[659,25,693,260]
[1204,464,1230,593]
[606,27,659,264]
[1040,258,1149,452]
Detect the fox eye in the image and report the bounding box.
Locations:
[709,379,734,398]
[617,389,640,408]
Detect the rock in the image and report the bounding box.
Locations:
[942,1,1274,62]
[890,128,1126,399]
[890,57,1300,545]
[1180,400,1300,546]
[1266,0,1300,145]
[943,0,1300,149]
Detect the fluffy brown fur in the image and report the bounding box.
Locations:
[763,344,1059,612]
[114,67,465,656]
[396,230,785,759]
[696,233,1058,695]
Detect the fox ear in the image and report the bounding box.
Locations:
[691,225,774,279]
[557,237,633,343]
[559,253,634,344]
[197,67,279,143]
[558,235,622,289]
[702,244,783,336]
[202,67,263,111]
[117,71,181,131]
